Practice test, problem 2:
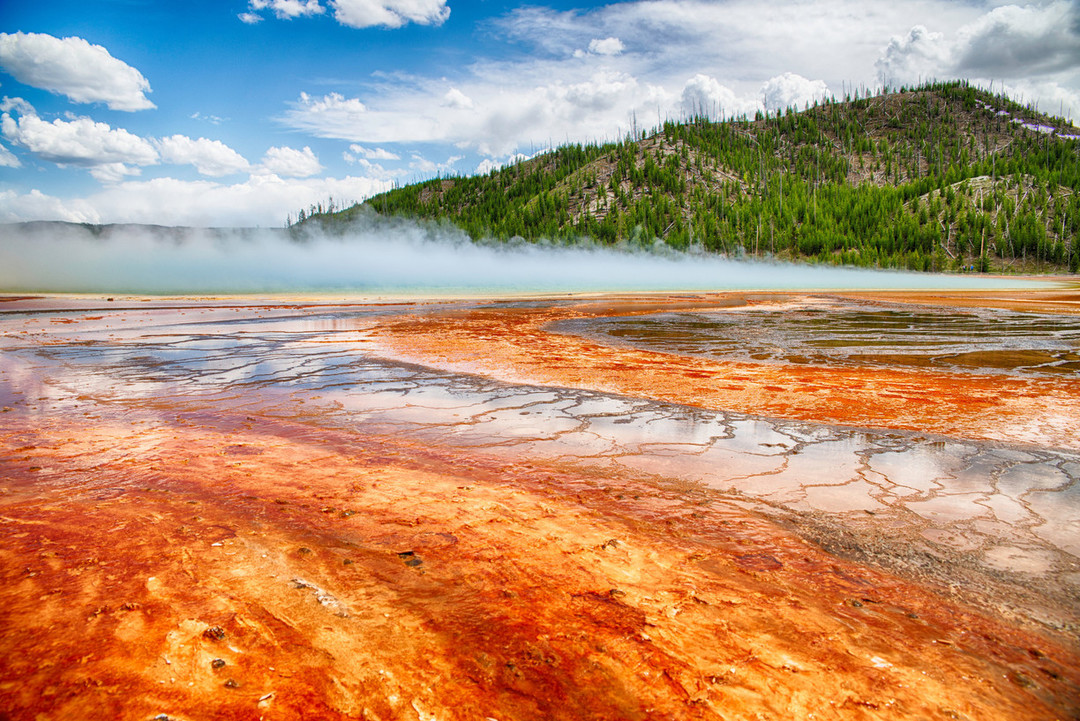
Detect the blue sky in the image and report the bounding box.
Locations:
[1,0,1078,227]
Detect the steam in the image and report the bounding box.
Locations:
[0,217,1042,295]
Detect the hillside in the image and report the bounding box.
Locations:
[306,81,1080,273]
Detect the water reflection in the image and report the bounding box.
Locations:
[553,298,1080,376]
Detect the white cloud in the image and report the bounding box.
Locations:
[588,37,625,56]
[954,2,1079,78]
[89,162,141,183]
[475,151,535,175]
[0,142,19,168]
[285,92,372,136]
[875,25,950,87]
[0,174,392,227]
[0,32,154,111]
[877,2,1080,87]
[0,188,100,224]
[246,0,325,20]
[190,111,226,125]
[241,0,449,28]
[2,104,158,168]
[260,145,323,177]
[760,72,830,113]
[679,74,758,119]
[331,0,450,29]
[157,135,252,177]
[443,87,474,109]
[409,152,462,174]
[345,144,400,161]
[284,90,444,145]
[346,156,407,179]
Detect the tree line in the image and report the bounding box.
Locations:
[305,81,1080,274]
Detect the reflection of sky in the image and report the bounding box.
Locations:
[554,299,1080,376]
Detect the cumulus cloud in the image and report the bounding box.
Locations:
[679,74,758,119]
[331,0,450,29]
[877,1,1080,87]
[876,25,950,87]
[588,37,625,56]
[760,72,831,113]
[240,0,449,28]
[0,32,154,111]
[157,135,252,177]
[1,103,158,168]
[0,174,392,227]
[260,145,323,177]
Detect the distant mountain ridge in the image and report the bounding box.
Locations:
[307,80,1080,274]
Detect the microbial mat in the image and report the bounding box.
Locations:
[0,289,1078,720]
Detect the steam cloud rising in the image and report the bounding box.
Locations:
[1,217,1039,295]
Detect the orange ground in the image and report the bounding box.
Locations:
[368,289,1080,449]
[1,290,1078,720]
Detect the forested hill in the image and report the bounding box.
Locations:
[306,81,1080,273]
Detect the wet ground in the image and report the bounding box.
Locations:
[1,290,1078,720]
[552,297,1080,376]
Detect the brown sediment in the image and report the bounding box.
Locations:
[0,291,1078,719]
[369,289,1080,449]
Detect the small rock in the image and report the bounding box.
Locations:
[203,625,226,641]
[224,679,239,689]
[211,659,226,669]
[398,550,423,567]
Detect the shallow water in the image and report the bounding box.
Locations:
[552,297,1080,376]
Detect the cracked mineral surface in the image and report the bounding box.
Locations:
[0,289,1078,720]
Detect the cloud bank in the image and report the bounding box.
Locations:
[0,174,390,227]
